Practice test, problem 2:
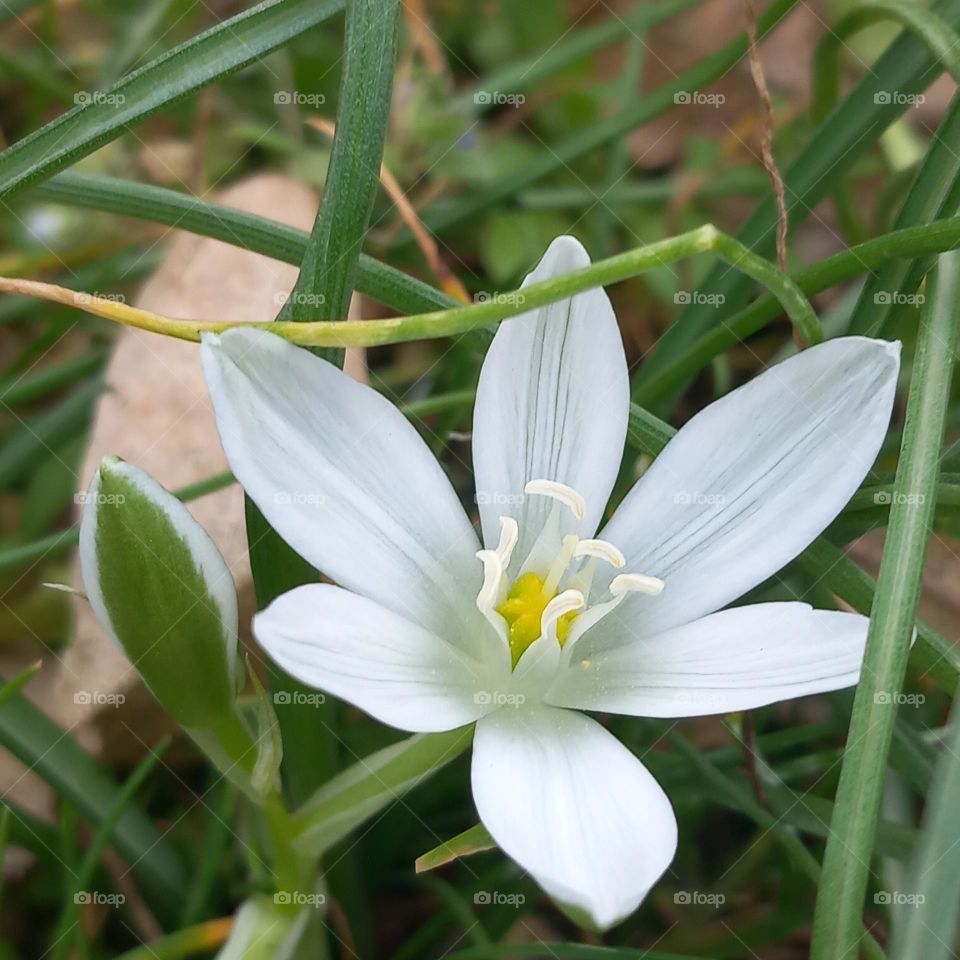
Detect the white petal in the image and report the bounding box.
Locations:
[202,328,491,660]
[471,705,677,929]
[472,236,629,561]
[255,584,500,733]
[548,602,869,717]
[601,337,900,634]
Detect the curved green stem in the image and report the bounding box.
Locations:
[633,216,960,406]
[812,0,960,122]
[0,224,822,349]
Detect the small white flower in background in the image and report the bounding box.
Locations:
[201,237,900,929]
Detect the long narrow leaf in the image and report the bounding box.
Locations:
[0,0,345,199]
[810,251,960,958]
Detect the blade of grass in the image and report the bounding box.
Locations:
[810,251,960,959]
[26,171,458,314]
[251,0,402,815]
[0,377,102,491]
[0,348,108,408]
[847,92,960,337]
[0,686,185,916]
[662,727,888,960]
[0,0,346,199]
[50,739,171,960]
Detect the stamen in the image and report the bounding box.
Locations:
[542,534,579,598]
[493,515,519,567]
[540,589,585,644]
[475,549,506,613]
[611,573,665,596]
[524,479,586,521]
[574,538,625,568]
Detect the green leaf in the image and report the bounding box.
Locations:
[79,457,241,729]
[27,172,458,314]
[294,726,474,856]
[0,661,40,708]
[848,90,960,337]
[415,823,496,873]
[0,0,346,199]
[0,377,101,492]
[50,739,171,960]
[810,251,960,958]
[0,686,185,914]
[253,0,402,814]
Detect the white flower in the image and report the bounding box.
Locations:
[200,237,900,930]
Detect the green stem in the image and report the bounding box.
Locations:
[810,252,960,959]
[7,225,822,348]
[633,216,960,406]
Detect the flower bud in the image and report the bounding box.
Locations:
[79,457,240,728]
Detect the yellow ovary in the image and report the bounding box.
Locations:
[496,571,578,666]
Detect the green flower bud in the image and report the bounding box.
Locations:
[79,456,241,729]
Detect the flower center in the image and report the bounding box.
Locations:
[496,571,578,664]
[474,479,665,669]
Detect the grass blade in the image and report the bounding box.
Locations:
[810,251,960,958]
[0,686,185,916]
[27,172,458,313]
[0,0,345,199]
